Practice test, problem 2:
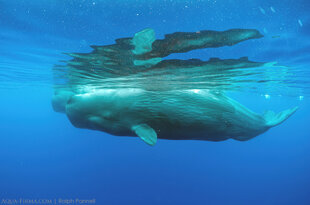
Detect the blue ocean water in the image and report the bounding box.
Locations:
[0,0,310,204]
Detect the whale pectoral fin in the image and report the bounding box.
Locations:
[132,28,156,55]
[132,124,157,146]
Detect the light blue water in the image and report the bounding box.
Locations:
[0,1,310,204]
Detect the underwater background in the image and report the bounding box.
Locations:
[0,0,310,204]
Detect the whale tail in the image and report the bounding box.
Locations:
[264,107,298,127]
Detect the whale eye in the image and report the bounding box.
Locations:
[102,111,116,121]
[224,120,232,128]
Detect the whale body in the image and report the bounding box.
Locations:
[52,28,298,145]
[61,89,297,145]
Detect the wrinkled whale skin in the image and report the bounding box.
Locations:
[64,89,297,143]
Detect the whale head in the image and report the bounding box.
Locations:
[64,89,157,145]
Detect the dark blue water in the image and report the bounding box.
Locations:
[1,1,310,204]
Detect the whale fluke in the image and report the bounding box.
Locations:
[264,107,298,127]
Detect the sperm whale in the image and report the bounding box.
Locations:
[52,28,297,145]
[63,89,297,145]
